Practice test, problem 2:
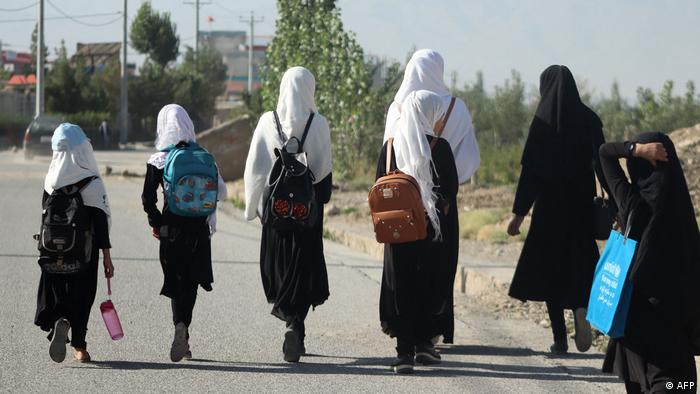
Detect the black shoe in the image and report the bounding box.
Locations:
[49,318,70,363]
[283,330,302,363]
[573,307,592,352]
[390,355,415,374]
[415,344,442,365]
[170,322,188,362]
[550,339,568,355]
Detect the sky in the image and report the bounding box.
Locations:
[1,0,699,101]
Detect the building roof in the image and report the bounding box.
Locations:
[73,42,121,67]
[75,42,121,56]
[7,74,36,86]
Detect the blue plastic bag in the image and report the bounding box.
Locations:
[586,229,637,338]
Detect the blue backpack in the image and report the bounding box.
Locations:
[162,141,219,217]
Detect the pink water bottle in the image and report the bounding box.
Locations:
[100,278,124,340]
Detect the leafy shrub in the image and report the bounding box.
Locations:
[459,208,508,239]
[476,144,522,186]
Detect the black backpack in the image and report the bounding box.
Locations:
[36,177,96,274]
[262,112,318,231]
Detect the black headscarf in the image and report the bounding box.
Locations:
[522,65,599,178]
[622,132,700,341]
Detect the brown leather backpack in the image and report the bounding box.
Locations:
[368,97,456,244]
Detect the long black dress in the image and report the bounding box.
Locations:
[142,164,213,299]
[260,173,332,324]
[509,66,609,310]
[377,136,459,347]
[35,190,111,349]
[428,145,459,344]
[599,134,700,393]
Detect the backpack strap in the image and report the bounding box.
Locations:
[272,111,287,143]
[299,113,315,150]
[430,96,457,149]
[60,176,98,195]
[386,138,394,174]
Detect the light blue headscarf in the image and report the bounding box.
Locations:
[51,123,88,151]
[44,123,111,222]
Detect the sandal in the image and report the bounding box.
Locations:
[73,347,92,363]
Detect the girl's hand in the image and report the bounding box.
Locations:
[633,142,668,167]
[102,249,114,278]
[507,215,525,236]
[151,227,160,240]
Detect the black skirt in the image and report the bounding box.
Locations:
[259,174,332,323]
[34,201,110,335]
[603,293,697,392]
[158,220,213,298]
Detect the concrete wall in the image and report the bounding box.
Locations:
[197,115,253,181]
[0,91,35,118]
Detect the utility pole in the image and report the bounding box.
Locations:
[240,11,263,92]
[120,0,128,144]
[184,0,210,58]
[194,0,199,55]
[35,0,45,118]
[0,40,4,71]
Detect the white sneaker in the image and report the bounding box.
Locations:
[49,318,70,363]
[574,307,592,352]
[170,322,188,362]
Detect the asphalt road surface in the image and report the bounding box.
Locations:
[0,150,624,393]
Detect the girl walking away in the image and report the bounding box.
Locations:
[384,49,480,346]
[35,123,113,363]
[599,133,700,394]
[243,67,332,363]
[506,65,610,355]
[377,90,459,374]
[142,104,227,362]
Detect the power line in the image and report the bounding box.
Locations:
[46,0,121,27]
[212,1,237,15]
[0,2,38,12]
[0,11,121,25]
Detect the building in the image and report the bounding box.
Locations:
[72,42,121,73]
[199,31,268,101]
[1,50,32,74]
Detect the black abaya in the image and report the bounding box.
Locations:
[260,173,332,323]
[509,65,610,309]
[376,136,459,345]
[35,191,111,348]
[599,134,700,392]
[142,164,214,299]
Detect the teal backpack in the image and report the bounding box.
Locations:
[162,141,219,217]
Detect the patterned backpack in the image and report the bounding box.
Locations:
[162,141,219,217]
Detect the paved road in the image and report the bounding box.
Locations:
[0,150,623,393]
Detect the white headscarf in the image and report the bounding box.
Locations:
[393,90,445,240]
[244,66,332,221]
[44,123,111,227]
[147,104,197,169]
[384,49,480,184]
[147,104,227,235]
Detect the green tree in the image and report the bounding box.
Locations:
[129,60,176,133]
[173,44,227,130]
[596,81,637,140]
[45,41,82,113]
[130,2,179,68]
[29,23,48,74]
[457,71,495,141]
[491,70,528,146]
[262,0,371,176]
